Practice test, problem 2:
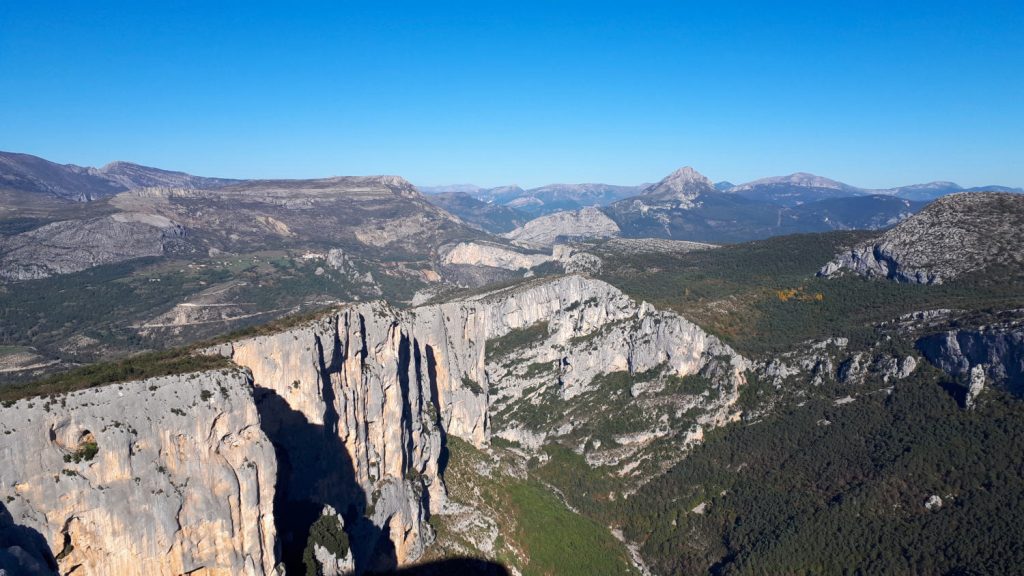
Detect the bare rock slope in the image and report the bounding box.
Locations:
[0,213,184,280]
[503,207,620,247]
[820,192,1024,283]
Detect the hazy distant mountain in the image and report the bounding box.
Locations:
[419,182,641,216]
[888,182,1024,201]
[0,151,125,201]
[416,184,484,195]
[96,161,240,191]
[423,191,527,233]
[726,173,863,206]
[789,195,924,230]
[521,183,641,213]
[603,167,936,243]
[714,181,735,191]
[0,151,239,201]
[604,167,789,242]
[727,172,1022,205]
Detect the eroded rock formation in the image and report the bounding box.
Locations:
[0,370,278,576]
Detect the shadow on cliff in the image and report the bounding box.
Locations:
[256,352,396,575]
[0,501,59,576]
[367,557,511,576]
[422,343,449,476]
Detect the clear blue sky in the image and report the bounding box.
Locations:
[1,1,1021,188]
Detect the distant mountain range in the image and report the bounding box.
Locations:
[601,167,938,243]
[726,173,1022,206]
[1,149,1019,244]
[422,168,1020,240]
[0,151,239,201]
[419,182,642,217]
[421,172,1021,217]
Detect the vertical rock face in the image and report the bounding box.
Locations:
[0,371,278,576]
[0,273,752,575]
[222,302,446,571]
[966,365,987,409]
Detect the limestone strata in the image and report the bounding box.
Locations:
[0,370,278,576]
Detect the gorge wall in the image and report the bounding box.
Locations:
[0,274,750,575]
[0,370,278,576]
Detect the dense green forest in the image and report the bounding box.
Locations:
[533,365,1024,575]
[625,369,1024,574]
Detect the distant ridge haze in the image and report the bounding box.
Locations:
[1,150,1019,207]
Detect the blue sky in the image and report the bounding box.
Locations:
[0,1,1021,188]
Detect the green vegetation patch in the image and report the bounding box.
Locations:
[434,437,637,576]
[63,439,99,464]
[485,321,550,362]
[302,513,349,576]
[504,480,635,576]
[0,349,233,403]
[461,375,485,395]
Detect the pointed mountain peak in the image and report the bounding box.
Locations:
[642,166,716,200]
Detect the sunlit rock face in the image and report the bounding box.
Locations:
[0,273,749,575]
[0,371,278,576]
[221,303,446,571]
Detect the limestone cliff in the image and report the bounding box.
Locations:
[216,302,447,571]
[0,273,754,574]
[440,242,550,271]
[0,370,278,576]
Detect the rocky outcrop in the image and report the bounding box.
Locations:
[966,365,986,409]
[758,338,919,399]
[0,370,279,576]
[916,322,1024,400]
[503,207,620,247]
[820,192,1024,283]
[441,242,550,271]
[0,214,184,281]
[451,275,750,467]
